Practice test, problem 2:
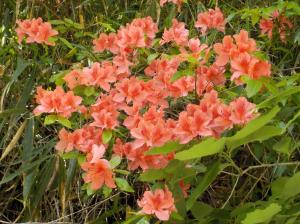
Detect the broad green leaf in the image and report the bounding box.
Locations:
[226,106,280,150]
[191,202,214,220]
[147,53,159,64]
[227,126,283,151]
[115,178,134,193]
[49,70,69,86]
[170,69,194,82]
[102,129,113,144]
[44,115,58,125]
[258,87,300,108]
[109,155,121,169]
[186,161,224,210]
[272,137,292,155]
[272,172,300,200]
[242,203,282,224]
[145,141,180,155]
[139,169,166,182]
[60,151,79,160]
[175,138,226,161]
[83,86,96,97]
[114,169,130,175]
[77,153,86,165]
[102,185,112,198]
[245,79,262,98]
[57,116,72,128]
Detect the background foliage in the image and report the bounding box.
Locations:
[0,0,299,223]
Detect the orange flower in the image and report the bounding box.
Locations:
[213,35,237,66]
[130,118,172,148]
[55,128,77,152]
[83,62,116,92]
[259,19,273,39]
[233,30,257,53]
[33,86,82,118]
[160,19,189,46]
[259,10,293,43]
[230,53,271,84]
[16,17,58,46]
[195,7,226,35]
[229,97,257,125]
[81,158,116,190]
[138,187,177,221]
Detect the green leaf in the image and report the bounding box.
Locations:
[147,53,159,64]
[226,106,280,151]
[44,115,58,125]
[60,151,79,160]
[77,154,86,165]
[115,178,134,193]
[272,172,300,200]
[272,137,292,155]
[83,86,95,97]
[109,155,121,169]
[227,126,283,151]
[102,129,112,144]
[139,169,166,182]
[258,86,300,108]
[170,69,194,82]
[242,203,282,224]
[102,185,112,198]
[245,79,263,98]
[175,138,226,161]
[59,37,74,49]
[57,116,72,128]
[191,202,214,220]
[186,161,224,210]
[145,141,180,155]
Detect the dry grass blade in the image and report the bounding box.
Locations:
[1,120,27,161]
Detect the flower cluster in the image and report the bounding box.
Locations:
[16,17,58,46]
[259,10,293,42]
[137,187,177,221]
[30,7,271,221]
[195,7,226,35]
[33,86,82,118]
[213,30,271,84]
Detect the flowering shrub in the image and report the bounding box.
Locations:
[2,0,299,223]
[23,6,274,221]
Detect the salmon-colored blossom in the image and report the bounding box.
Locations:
[195,8,226,35]
[160,19,189,46]
[259,10,293,42]
[81,159,116,190]
[33,86,82,118]
[229,97,257,125]
[230,53,271,84]
[16,17,58,46]
[138,187,177,221]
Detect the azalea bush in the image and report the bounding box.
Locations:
[0,0,300,223]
